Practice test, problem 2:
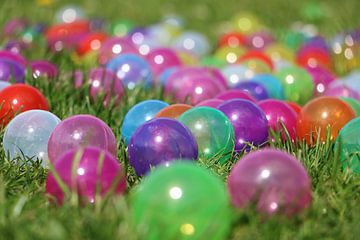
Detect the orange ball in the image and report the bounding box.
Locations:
[155,104,192,119]
[297,97,356,144]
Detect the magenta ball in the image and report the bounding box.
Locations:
[46,146,126,205]
[228,149,312,216]
[128,118,198,176]
[215,89,256,102]
[98,37,138,65]
[218,99,268,151]
[306,66,335,96]
[48,114,117,163]
[196,98,224,108]
[30,60,58,80]
[234,81,269,101]
[324,85,360,101]
[258,99,298,141]
[146,47,182,77]
[88,67,124,106]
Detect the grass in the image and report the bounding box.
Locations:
[0,0,360,239]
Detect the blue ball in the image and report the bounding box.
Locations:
[234,81,269,101]
[157,67,178,86]
[221,64,252,88]
[251,74,285,100]
[106,54,153,90]
[3,110,61,167]
[121,100,169,144]
[172,31,210,57]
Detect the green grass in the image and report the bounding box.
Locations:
[0,0,360,239]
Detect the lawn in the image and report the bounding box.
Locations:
[0,0,359,239]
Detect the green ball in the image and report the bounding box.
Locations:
[109,19,134,37]
[131,161,232,240]
[275,66,314,105]
[178,107,235,164]
[335,117,360,173]
[201,56,226,68]
[340,97,360,116]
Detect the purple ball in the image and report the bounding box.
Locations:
[31,60,58,80]
[48,114,117,163]
[234,81,269,100]
[228,149,312,215]
[306,66,335,96]
[0,50,27,67]
[46,146,126,205]
[98,37,138,65]
[0,59,25,83]
[146,47,182,77]
[128,118,198,176]
[218,99,268,151]
[246,31,274,50]
[324,85,360,101]
[88,67,124,106]
[215,89,256,102]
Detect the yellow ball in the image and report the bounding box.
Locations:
[214,46,246,64]
[232,13,263,35]
[264,43,295,63]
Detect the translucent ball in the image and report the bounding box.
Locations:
[121,100,169,144]
[172,31,210,57]
[30,60,58,80]
[215,89,256,102]
[106,54,152,90]
[214,46,246,64]
[178,107,235,164]
[335,117,360,173]
[98,37,138,65]
[48,114,117,163]
[250,74,284,100]
[234,81,269,101]
[228,149,312,215]
[146,47,182,77]
[46,146,126,205]
[3,110,61,167]
[56,5,85,24]
[131,161,231,239]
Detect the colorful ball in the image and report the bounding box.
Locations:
[131,161,231,239]
[46,146,126,205]
[215,89,256,102]
[218,99,268,151]
[251,74,284,100]
[196,99,224,108]
[48,114,117,163]
[297,97,356,144]
[98,37,138,65]
[340,97,360,116]
[228,149,312,215]
[335,117,360,173]
[155,104,192,119]
[128,118,198,176]
[121,100,169,144]
[146,47,182,77]
[30,60,58,80]
[0,84,49,126]
[234,81,269,101]
[172,31,210,57]
[3,110,60,167]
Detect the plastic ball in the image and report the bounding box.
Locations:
[121,100,169,144]
[218,99,268,151]
[275,66,314,105]
[46,146,126,205]
[232,13,262,34]
[228,149,312,215]
[146,48,182,77]
[98,37,138,65]
[297,97,356,144]
[246,31,274,50]
[238,51,274,70]
[201,56,226,68]
[340,97,360,116]
[345,71,360,94]
[0,84,49,126]
[155,104,192,119]
[324,85,360,101]
[264,43,295,64]
[196,99,224,108]
[251,74,284,99]
[287,101,302,115]
[48,114,117,163]
[218,31,247,48]
[131,161,231,240]
[31,60,58,80]
[0,58,25,83]
[0,81,11,91]
[178,107,235,164]
[88,67,124,106]
[258,100,298,141]
[215,89,256,102]
[172,31,210,57]
[106,54,152,90]
[109,19,134,37]
[234,81,269,101]
[56,5,85,24]
[335,117,360,173]
[306,66,335,96]
[128,118,198,176]
[214,46,246,64]
[3,110,60,167]
[76,32,108,56]
[221,64,253,87]
[157,67,178,86]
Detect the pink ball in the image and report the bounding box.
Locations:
[324,85,360,101]
[228,148,312,216]
[48,114,117,163]
[306,66,335,96]
[146,47,182,77]
[196,98,224,108]
[88,67,124,106]
[46,146,126,205]
[98,37,138,65]
[215,89,256,102]
[258,99,298,141]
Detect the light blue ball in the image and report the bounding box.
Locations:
[121,100,169,144]
[221,64,252,88]
[251,74,285,100]
[172,31,210,57]
[157,67,178,86]
[106,54,153,90]
[345,70,360,94]
[3,110,61,167]
[0,81,11,91]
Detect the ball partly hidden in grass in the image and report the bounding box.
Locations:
[228,148,312,216]
[46,146,126,205]
[131,161,232,240]
[3,110,61,167]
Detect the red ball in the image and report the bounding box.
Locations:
[238,50,274,70]
[0,84,49,126]
[76,32,108,56]
[218,32,247,48]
